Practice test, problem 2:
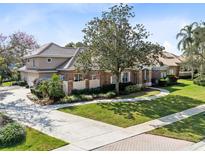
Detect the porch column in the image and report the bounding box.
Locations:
[85,79,89,89]
[148,70,152,86]
[138,70,143,87]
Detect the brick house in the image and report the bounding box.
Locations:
[19,42,153,94]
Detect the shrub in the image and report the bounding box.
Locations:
[0,75,2,84]
[125,85,141,94]
[60,95,86,103]
[166,75,178,85]
[37,80,49,98]
[30,88,43,99]
[159,78,167,86]
[0,122,26,147]
[18,81,28,87]
[193,75,205,86]
[48,74,65,100]
[98,91,116,99]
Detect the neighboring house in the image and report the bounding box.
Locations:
[19,42,153,94]
[178,55,192,78]
[151,51,182,80]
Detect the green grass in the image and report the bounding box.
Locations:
[148,112,205,143]
[0,127,68,151]
[116,89,160,99]
[59,80,205,127]
[1,81,13,87]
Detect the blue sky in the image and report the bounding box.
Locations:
[0,3,205,55]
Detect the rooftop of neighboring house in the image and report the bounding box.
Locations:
[159,51,182,67]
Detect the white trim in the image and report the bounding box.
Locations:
[144,70,147,80]
[128,71,131,82]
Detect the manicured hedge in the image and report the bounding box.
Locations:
[158,75,178,86]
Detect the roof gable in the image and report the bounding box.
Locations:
[24,42,77,58]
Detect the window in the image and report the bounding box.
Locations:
[161,72,167,78]
[122,72,129,83]
[91,74,97,80]
[110,76,116,84]
[169,69,174,75]
[59,75,64,80]
[27,59,30,63]
[33,59,36,67]
[47,58,52,63]
[74,73,83,82]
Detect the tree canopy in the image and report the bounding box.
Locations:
[0,31,38,81]
[75,4,164,94]
[177,22,205,77]
[65,41,84,48]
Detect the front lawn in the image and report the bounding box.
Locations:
[59,80,205,127]
[0,127,68,151]
[148,112,205,143]
[116,88,160,99]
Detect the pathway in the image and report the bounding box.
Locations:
[93,134,193,151]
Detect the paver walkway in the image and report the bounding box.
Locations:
[94,134,193,151]
[0,86,205,151]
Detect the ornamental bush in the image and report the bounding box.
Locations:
[48,74,65,100]
[193,75,205,86]
[125,85,141,94]
[0,122,26,147]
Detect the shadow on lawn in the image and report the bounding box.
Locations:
[98,95,205,120]
[160,82,190,93]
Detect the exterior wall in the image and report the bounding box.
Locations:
[99,71,112,86]
[89,79,100,88]
[38,73,54,79]
[168,66,180,77]
[152,70,161,79]
[26,57,67,70]
[21,72,39,86]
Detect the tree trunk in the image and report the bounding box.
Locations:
[191,67,194,80]
[115,74,120,95]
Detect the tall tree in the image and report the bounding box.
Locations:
[192,24,205,75]
[75,4,164,94]
[176,22,198,79]
[0,32,38,81]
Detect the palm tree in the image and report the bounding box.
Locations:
[176,22,198,79]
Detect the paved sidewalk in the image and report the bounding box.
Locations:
[45,87,169,110]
